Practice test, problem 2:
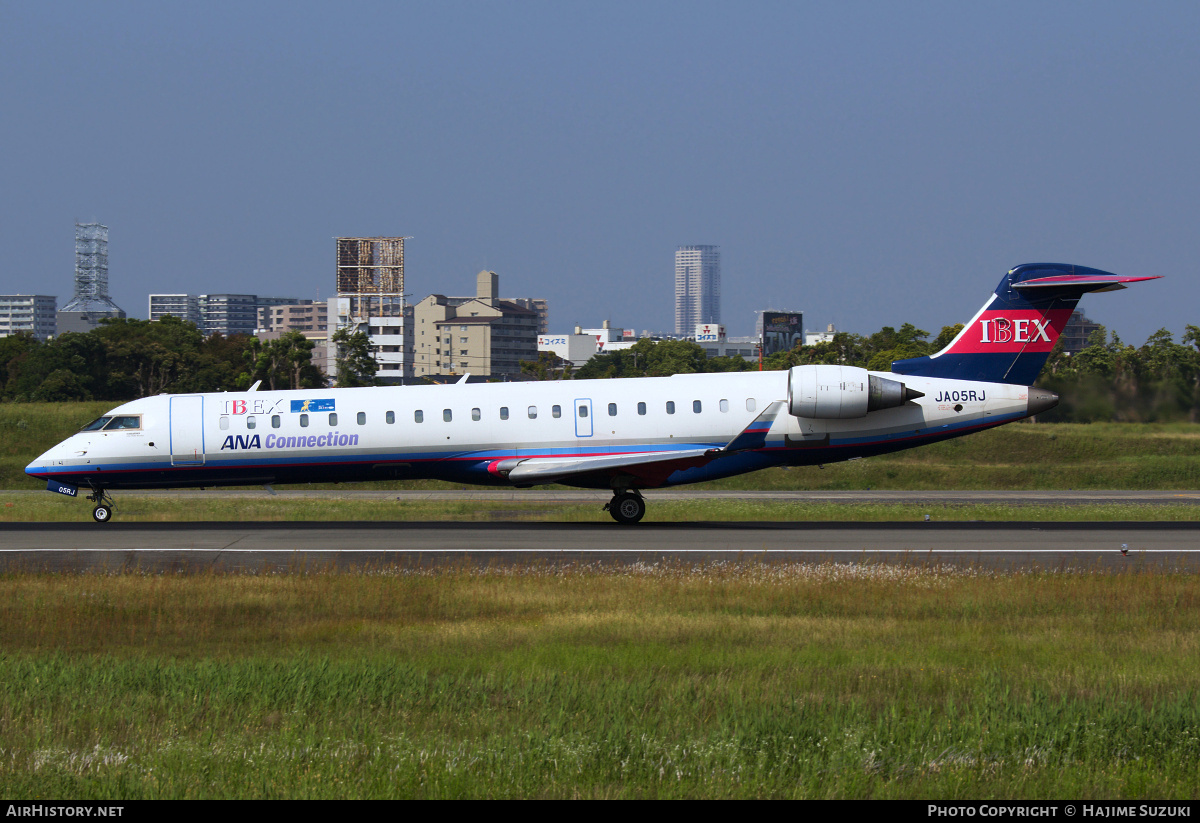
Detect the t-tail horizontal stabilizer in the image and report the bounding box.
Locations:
[891,263,1161,385]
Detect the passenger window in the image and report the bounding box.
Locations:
[693,400,702,413]
[246,416,256,429]
[357,412,366,425]
[414,410,423,423]
[746,398,756,412]
[300,414,309,428]
[500,407,509,420]
[637,402,646,416]
[578,405,588,418]
[329,413,338,426]
[608,403,617,416]
[528,406,537,419]
[220,417,230,430]
[666,401,675,415]
[472,408,481,421]
[552,405,561,418]
[719,399,729,413]
[386,411,395,424]
[271,415,281,428]
[443,409,452,422]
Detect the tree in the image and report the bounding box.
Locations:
[0,333,38,397]
[520,351,573,380]
[92,317,206,399]
[705,354,756,373]
[331,328,377,387]
[32,368,92,402]
[864,323,931,372]
[5,332,109,400]
[930,324,964,352]
[181,333,256,392]
[248,331,326,391]
[572,338,757,379]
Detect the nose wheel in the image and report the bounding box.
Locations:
[86,489,115,524]
[605,491,645,524]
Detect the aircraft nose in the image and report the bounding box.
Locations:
[25,442,63,478]
[1027,387,1059,416]
[26,447,54,476]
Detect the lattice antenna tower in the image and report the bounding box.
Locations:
[62,222,122,312]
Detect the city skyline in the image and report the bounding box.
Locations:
[0,3,1192,345]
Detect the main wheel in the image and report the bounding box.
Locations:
[92,504,112,523]
[608,492,645,524]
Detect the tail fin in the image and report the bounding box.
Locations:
[890,263,1160,385]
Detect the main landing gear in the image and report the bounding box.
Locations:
[87,488,115,523]
[605,490,645,524]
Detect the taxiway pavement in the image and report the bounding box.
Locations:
[0,520,1196,574]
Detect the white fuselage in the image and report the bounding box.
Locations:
[27,369,1035,492]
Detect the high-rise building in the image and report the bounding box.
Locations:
[1060,311,1104,354]
[148,294,202,327]
[198,294,259,337]
[413,271,539,379]
[58,223,126,334]
[674,245,720,336]
[0,295,57,341]
[149,294,304,335]
[510,298,549,334]
[257,302,327,336]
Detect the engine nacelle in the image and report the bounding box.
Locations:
[787,365,920,419]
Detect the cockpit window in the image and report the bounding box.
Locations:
[102,416,142,431]
[80,417,112,432]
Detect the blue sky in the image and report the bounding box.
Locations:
[1,0,1194,344]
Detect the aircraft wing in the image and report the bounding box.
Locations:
[494,400,787,485]
[501,448,714,484]
[712,400,786,454]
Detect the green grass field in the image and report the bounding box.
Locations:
[2,492,1198,523]
[3,404,1199,798]
[1,565,1198,799]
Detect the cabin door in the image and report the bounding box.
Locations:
[169,395,206,466]
[574,398,593,438]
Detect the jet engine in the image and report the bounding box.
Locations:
[787,365,923,419]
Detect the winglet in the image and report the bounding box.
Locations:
[709,401,786,456]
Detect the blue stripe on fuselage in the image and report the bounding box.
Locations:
[26,411,1022,490]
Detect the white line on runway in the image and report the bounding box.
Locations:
[2,548,1194,554]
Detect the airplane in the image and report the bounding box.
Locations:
[26,263,1159,524]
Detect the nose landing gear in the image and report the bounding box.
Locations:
[605,490,646,524]
[86,488,115,523]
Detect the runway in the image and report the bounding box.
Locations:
[1,520,1197,573]
[7,488,1196,504]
